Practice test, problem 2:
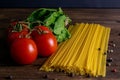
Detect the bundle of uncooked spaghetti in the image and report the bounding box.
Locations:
[40,23,111,77]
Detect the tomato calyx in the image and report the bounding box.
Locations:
[11,21,30,32]
[37,27,50,34]
[7,21,32,46]
[12,22,31,38]
[30,25,57,57]
[32,25,52,35]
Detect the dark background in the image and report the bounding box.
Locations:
[0,0,120,8]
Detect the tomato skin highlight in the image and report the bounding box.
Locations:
[31,26,58,57]
[10,38,38,65]
[34,33,57,57]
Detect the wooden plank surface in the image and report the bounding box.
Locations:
[0,8,120,80]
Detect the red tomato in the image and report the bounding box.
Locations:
[7,31,30,46]
[10,38,38,65]
[7,32,20,46]
[31,26,52,39]
[32,26,57,57]
[34,33,57,57]
[10,21,18,27]
[6,22,30,46]
[6,20,18,34]
[35,26,52,34]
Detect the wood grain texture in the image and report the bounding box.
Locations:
[0,8,120,80]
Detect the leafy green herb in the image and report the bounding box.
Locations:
[26,8,72,43]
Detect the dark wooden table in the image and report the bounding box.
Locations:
[0,8,120,80]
